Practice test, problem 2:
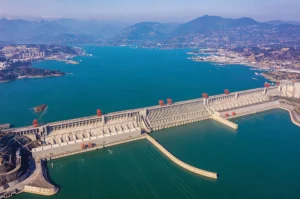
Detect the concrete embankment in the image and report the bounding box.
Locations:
[47,135,146,160]
[278,106,300,127]
[23,185,58,196]
[146,134,218,179]
[224,104,279,119]
[211,115,238,129]
[23,158,58,196]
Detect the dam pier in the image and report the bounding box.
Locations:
[1,80,300,197]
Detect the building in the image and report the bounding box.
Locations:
[279,80,300,98]
[0,62,7,70]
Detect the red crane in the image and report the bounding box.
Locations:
[232,112,236,116]
[81,143,85,150]
[264,83,270,88]
[97,109,102,117]
[33,119,38,127]
[88,142,93,148]
[224,89,229,95]
[159,100,165,106]
[225,113,230,117]
[167,98,173,105]
[276,82,280,86]
[202,93,209,98]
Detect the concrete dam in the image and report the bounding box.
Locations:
[1,82,298,184]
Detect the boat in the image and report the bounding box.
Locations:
[255,72,259,76]
[34,104,47,113]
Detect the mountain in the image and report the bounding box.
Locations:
[265,20,300,26]
[174,15,259,35]
[55,19,127,39]
[0,18,78,43]
[113,22,179,41]
[0,15,300,47]
[110,15,300,48]
[0,18,127,43]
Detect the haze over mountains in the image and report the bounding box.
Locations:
[0,15,300,47]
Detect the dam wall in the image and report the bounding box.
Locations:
[218,100,280,119]
[1,85,286,159]
[32,127,141,158]
[48,135,147,160]
[146,134,218,179]
[1,86,279,137]
[147,99,211,131]
[207,87,278,113]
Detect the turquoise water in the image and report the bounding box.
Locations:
[1,46,299,199]
[0,46,266,127]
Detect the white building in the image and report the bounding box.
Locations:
[279,80,300,99]
[0,62,7,70]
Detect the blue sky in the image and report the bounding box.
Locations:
[0,0,299,22]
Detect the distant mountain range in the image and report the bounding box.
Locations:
[0,18,127,44]
[0,15,300,47]
[112,15,300,47]
[265,20,300,26]
[173,15,259,35]
[114,22,179,41]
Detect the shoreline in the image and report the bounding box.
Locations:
[191,59,278,82]
[0,74,65,84]
[192,59,272,70]
[17,74,64,79]
[44,58,79,65]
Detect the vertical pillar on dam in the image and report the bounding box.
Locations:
[203,98,208,105]
[139,109,147,117]
[139,109,151,132]
[235,92,238,99]
[102,115,105,125]
[264,88,267,95]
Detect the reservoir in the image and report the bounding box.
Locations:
[0,47,299,198]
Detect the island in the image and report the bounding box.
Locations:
[0,44,85,82]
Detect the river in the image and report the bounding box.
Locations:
[0,46,299,199]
